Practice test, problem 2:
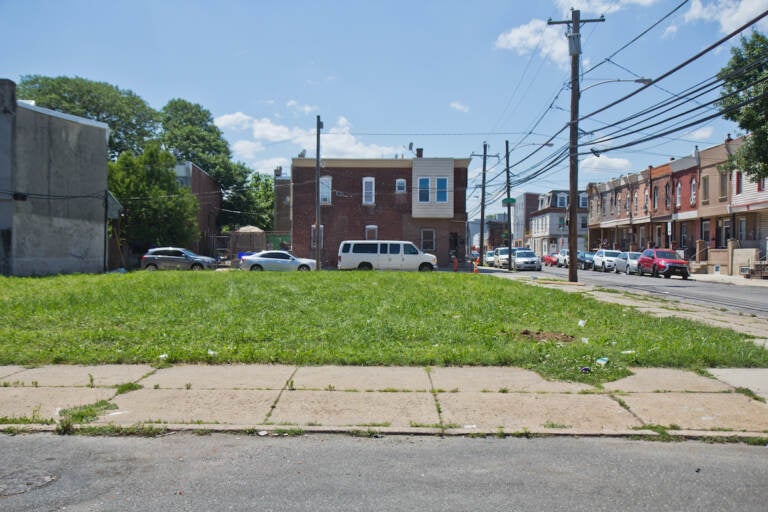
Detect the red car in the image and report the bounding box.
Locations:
[542,253,559,266]
[637,248,690,279]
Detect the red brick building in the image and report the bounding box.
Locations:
[290,155,470,269]
[175,161,221,255]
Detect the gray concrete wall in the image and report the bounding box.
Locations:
[3,80,109,276]
[0,80,16,274]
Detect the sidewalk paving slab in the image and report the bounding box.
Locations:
[139,364,295,390]
[104,388,281,425]
[620,392,768,431]
[603,368,732,393]
[5,364,154,387]
[291,366,431,392]
[429,367,592,393]
[0,387,115,420]
[269,390,438,428]
[707,368,768,400]
[0,366,26,380]
[437,392,643,433]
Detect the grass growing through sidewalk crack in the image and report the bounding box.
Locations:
[734,387,766,403]
[115,382,143,395]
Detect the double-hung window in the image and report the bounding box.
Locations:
[319,176,332,205]
[362,177,375,205]
[418,177,430,202]
[436,177,448,203]
[395,178,406,194]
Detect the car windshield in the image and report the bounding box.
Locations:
[497,248,508,255]
[516,251,535,258]
[605,251,621,257]
[657,250,678,259]
[628,253,641,260]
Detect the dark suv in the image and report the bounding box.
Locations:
[141,247,217,271]
[637,248,689,279]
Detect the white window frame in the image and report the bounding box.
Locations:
[690,178,697,204]
[362,177,375,205]
[557,194,567,208]
[365,225,378,240]
[436,177,448,203]
[395,178,406,194]
[579,193,587,208]
[421,228,436,252]
[675,182,682,208]
[418,177,430,203]
[320,176,332,205]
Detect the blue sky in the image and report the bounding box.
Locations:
[3,0,768,217]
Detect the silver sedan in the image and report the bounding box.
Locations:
[614,251,642,275]
[239,250,316,271]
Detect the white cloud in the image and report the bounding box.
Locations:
[685,125,715,141]
[450,101,469,113]
[662,25,678,38]
[232,140,264,160]
[554,0,658,16]
[286,100,317,115]
[250,157,290,174]
[495,19,570,67]
[684,0,768,33]
[214,112,253,131]
[580,154,632,180]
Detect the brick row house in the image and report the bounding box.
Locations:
[528,190,589,257]
[290,154,469,269]
[587,137,768,274]
[174,161,222,256]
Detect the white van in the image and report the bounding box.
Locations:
[337,240,437,271]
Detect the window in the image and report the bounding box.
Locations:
[421,229,435,252]
[758,176,765,192]
[616,196,621,215]
[435,177,448,203]
[557,194,567,208]
[365,225,378,240]
[644,191,649,212]
[664,184,670,208]
[395,178,406,194]
[311,224,324,249]
[653,186,658,210]
[580,215,587,229]
[557,216,566,231]
[319,176,332,205]
[737,217,746,240]
[681,224,688,248]
[675,182,682,207]
[418,177,430,202]
[701,176,709,203]
[626,193,630,212]
[634,192,639,213]
[719,172,728,200]
[735,171,743,195]
[362,177,375,205]
[579,193,588,208]
[690,178,697,204]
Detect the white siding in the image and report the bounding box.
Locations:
[412,159,454,218]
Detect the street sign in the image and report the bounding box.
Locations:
[502,198,516,206]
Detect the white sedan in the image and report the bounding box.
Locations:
[239,250,316,271]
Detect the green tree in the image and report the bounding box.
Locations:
[159,98,274,229]
[718,31,768,178]
[108,144,199,252]
[17,75,158,159]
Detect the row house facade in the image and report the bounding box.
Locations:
[290,155,469,269]
[528,189,589,257]
[587,138,768,265]
[174,161,222,256]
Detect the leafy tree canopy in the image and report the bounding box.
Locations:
[718,31,768,178]
[108,143,199,252]
[17,75,158,159]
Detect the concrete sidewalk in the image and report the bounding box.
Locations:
[1,364,766,439]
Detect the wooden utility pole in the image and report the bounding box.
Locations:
[549,9,604,282]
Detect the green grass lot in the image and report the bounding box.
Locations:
[1,271,766,384]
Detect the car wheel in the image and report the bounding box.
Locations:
[145,264,157,271]
[250,264,263,271]
[652,265,659,278]
[638,266,643,276]
[358,262,373,271]
[297,265,310,271]
[682,273,689,280]
[625,266,630,275]
[664,274,671,278]
[191,263,203,271]
[418,263,433,272]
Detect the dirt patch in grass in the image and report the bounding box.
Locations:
[519,330,575,343]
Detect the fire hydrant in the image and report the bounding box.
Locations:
[472,257,479,274]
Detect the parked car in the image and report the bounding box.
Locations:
[556,249,570,267]
[493,247,510,268]
[141,247,217,271]
[614,251,642,275]
[592,250,622,272]
[240,250,316,271]
[637,248,690,279]
[511,250,542,271]
[485,250,495,267]
[542,253,559,266]
[577,251,595,270]
[337,241,436,271]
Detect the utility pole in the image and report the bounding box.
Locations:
[549,9,604,283]
[505,140,512,271]
[314,115,323,270]
[479,142,488,266]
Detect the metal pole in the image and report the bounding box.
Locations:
[314,115,323,269]
[567,9,580,283]
[479,142,487,265]
[505,140,512,271]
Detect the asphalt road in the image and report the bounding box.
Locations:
[2,434,767,511]
[538,265,768,318]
